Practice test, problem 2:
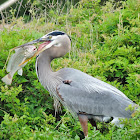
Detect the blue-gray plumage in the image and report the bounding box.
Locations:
[57,68,134,118]
[20,30,136,137]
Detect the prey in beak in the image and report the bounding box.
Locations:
[19,41,51,66]
[11,38,41,51]
[11,33,52,51]
[18,35,54,66]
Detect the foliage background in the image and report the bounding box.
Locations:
[0,0,140,139]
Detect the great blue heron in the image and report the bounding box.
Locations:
[20,31,136,137]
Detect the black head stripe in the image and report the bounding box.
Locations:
[47,30,71,41]
[48,31,65,36]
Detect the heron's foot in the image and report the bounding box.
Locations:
[63,80,72,85]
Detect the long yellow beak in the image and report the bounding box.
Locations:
[18,44,49,66]
[19,51,39,66]
[19,56,34,66]
[19,40,54,66]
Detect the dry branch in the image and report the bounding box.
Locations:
[0,0,18,12]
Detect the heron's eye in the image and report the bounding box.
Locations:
[47,35,52,40]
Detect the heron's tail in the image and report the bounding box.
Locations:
[1,73,13,85]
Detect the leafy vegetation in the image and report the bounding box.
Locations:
[0,0,140,139]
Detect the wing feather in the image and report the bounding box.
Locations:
[57,68,135,118]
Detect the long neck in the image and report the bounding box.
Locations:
[36,50,61,93]
[37,51,52,73]
[36,51,64,113]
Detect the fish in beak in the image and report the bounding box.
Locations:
[19,40,55,66]
[11,33,52,51]
[2,45,37,85]
[17,34,53,66]
[11,38,42,51]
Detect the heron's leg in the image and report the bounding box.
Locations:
[78,114,88,137]
[89,118,98,130]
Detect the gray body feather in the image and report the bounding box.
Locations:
[57,68,135,118]
[36,52,135,119]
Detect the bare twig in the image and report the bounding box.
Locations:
[0,0,18,12]
[16,0,23,18]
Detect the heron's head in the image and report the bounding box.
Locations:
[37,31,71,58]
[19,31,71,65]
